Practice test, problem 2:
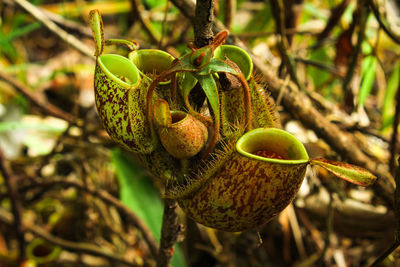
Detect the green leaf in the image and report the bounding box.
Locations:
[358,55,377,106]
[111,149,186,267]
[307,48,331,89]
[382,61,400,130]
[0,121,66,133]
[143,0,167,9]
[169,53,199,73]
[196,58,239,76]
[0,22,41,60]
[304,3,329,20]
[310,158,377,187]
[192,74,220,122]
[180,72,198,101]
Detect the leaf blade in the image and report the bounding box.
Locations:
[310,158,377,186]
[192,73,220,122]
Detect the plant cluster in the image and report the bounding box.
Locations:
[90,10,376,232]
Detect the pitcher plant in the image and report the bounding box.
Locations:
[90,10,376,232]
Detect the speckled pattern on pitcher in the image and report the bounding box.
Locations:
[178,154,308,232]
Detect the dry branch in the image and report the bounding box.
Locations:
[19,178,160,259]
[0,208,134,266]
[156,199,183,267]
[0,70,76,124]
[13,0,94,58]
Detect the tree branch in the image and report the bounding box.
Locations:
[13,0,94,58]
[193,0,215,47]
[368,0,400,45]
[0,70,76,124]
[156,199,183,267]
[155,1,216,266]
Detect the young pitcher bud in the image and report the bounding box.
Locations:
[157,111,208,159]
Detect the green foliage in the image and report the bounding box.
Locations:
[111,149,186,267]
[308,48,331,89]
[0,22,41,61]
[0,121,65,133]
[143,0,167,9]
[240,4,273,34]
[382,61,400,130]
[359,55,377,107]
[311,158,377,186]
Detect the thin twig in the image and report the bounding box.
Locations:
[156,199,183,267]
[370,242,399,267]
[236,29,318,39]
[294,57,343,77]
[13,0,94,59]
[0,70,76,124]
[287,204,306,260]
[159,0,171,49]
[129,0,160,44]
[368,0,400,44]
[314,0,350,49]
[342,0,367,99]
[270,0,304,90]
[41,9,93,38]
[224,0,235,31]
[0,208,134,266]
[170,0,196,20]
[19,179,159,259]
[0,149,25,262]
[283,0,304,46]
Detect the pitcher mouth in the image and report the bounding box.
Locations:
[129,49,174,84]
[236,128,309,164]
[97,54,140,87]
[170,111,188,125]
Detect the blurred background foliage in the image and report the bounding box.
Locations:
[0,0,399,266]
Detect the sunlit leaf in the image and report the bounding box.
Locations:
[143,0,167,9]
[382,61,400,130]
[169,53,199,73]
[307,47,331,89]
[359,55,377,106]
[310,158,377,186]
